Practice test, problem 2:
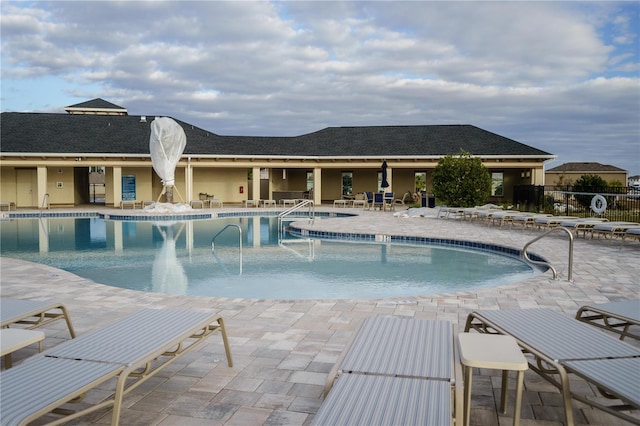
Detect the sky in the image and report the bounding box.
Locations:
[1,1,639,177]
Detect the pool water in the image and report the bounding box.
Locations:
[0,217,537,299]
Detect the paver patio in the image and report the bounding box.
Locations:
[1,206,638,425]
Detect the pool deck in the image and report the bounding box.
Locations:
[1,206,639,425]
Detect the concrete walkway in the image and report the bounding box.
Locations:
[1,206,638,425]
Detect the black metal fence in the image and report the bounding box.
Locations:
[513,185,640,222]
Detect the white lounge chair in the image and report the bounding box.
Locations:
[317,317,462,425]
[624,227,640,243]
[533,215,579,230]
[591,222,640,239]
[465,308,640,425]
[1,298,76,338]
[0,308,233,426]
[576,299,640,341]
[511,213,551,229]
[559,218,608,238]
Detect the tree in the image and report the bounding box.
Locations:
[432,150,491,207]
[572,174,608,208]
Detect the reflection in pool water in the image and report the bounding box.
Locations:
[0,216,539,299]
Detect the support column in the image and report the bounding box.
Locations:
[113,166,122,207]
[313,167,322,205]
[36,166,47,208]
[251,216,261,247]
[186,158,193,203]
[252,167,260,201]
[39,218,49,253]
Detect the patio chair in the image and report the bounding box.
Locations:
[351,193,368,209]
[575,299,640,340]
[393,191,413,207]
[371,193,385,210]
[465,308,640,425]
[383,192,395,211]
[317,316,462,425]
[0,308,233,426]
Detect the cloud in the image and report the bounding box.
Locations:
[1,1,638,175]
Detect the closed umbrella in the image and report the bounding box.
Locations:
[381,160,390,189]
[150,117,187,203]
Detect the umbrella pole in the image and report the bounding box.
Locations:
[173,186,185,203]
[156,186,167,203]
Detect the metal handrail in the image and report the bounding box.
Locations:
[278,238,315,261]
[211,224,242,275]
[278,200,314,239]
[521,226,574,281]
[278,199,315,219]
[39,193,50,217]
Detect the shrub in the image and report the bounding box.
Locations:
[572,174,608,208]
[432,150,491,207]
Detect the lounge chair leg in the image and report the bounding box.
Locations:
[61,305,77,338]
[111,374,128,426]
[558,367,575,426]
[218,317,234,367]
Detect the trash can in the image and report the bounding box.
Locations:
[428,196,436,208]
[421,195,427,207]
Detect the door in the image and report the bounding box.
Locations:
[16,169,37,207]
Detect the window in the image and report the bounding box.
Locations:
[306,171,314,191]
[342,172,353,195]
[414,172,426,193]
[491,172,504,197]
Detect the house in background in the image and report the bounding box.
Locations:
[546,162,628,186]
[1,98,556,208]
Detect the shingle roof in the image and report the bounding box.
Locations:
[547,162,626,173]
[0,112,553,158]
[65,98,127,111]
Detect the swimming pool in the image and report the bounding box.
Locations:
[0,216,540,299]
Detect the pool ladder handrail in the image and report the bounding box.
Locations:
[278,199,315,219]
[521,226,574,281]
[278,199,314,239]
[211,224,243,275]
[39,193,50,217]
[278,238,315,261]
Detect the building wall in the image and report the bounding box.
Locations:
[1,159,549,207]
[48,167,92,206]
[1,167,17,204]
[546,171,628,186]
[192,167,248,203]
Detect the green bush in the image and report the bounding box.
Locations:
[432,150,491,207]
[572,174,608,208]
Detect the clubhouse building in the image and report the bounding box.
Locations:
[1,99,555,208]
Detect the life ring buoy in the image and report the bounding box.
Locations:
[590,194,607,214]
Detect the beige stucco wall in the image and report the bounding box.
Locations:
[192,167,248,203]
[1,157,550,207]
[45,167,76,206]
[1,167,17,203]
[546,171,628,186]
